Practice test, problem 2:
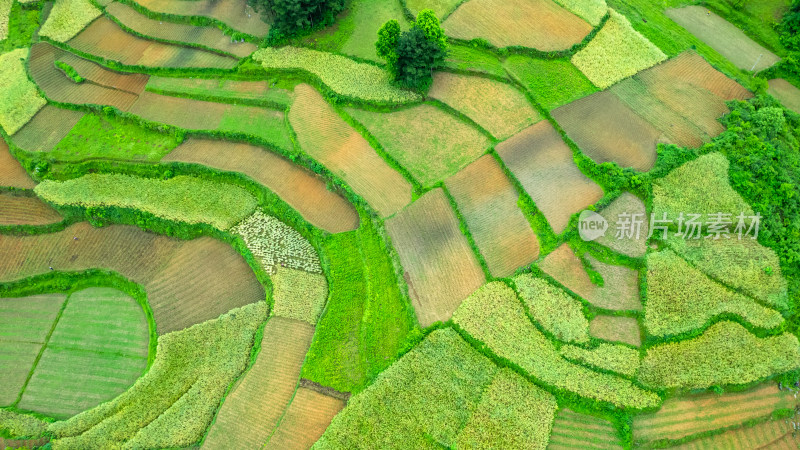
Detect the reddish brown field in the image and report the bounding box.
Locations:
[496,121,604,234]
[589,315,641,347]
[549,408,623,449]
[386,188,485,327]
[289,84,413,217]
[265,388,346,449]
[539,245,641,310]
[443,0,592,51]
[553,90,661,171]
[57,53,149,95]
[134,0,270,37]
[202,317,314,449]
[164,139,358,233]
[0,222,264,334]
[675,416,796,449]
[129,91,225,130]
[0,192,62,226]
[68,17,238,69]
[445,154,539,277]
[633,383,798,444]
[0,138,35,188]
[11,105,85,153]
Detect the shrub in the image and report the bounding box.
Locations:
[571,9,666,89]
[638,321,800,389]
[272,266,328,324]
[0,409,49,438]
[250,0,344,37]
[232,210,322,275]
[0,48,46,135]
[35,174,257,230]
[38,0,101,42]
[560,343,640,377]
[553,0,607,26]
[514,274,590,344]
[54,60,83,83]
[48,303,267,448]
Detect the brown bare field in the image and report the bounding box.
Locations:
[539,245,641,310]
[202,317,314,450]
[553,90,660,171]
[427,72,540,140]
[589,315,641,347]
[11,105,85,153]
[68,17,238,69]
[129,91,225,129]
[0,192,62,226]
[265,388,346,449]
[496,121,604,234]
[56,53,149,95]
[549,408,623,449]
[0,138,35,188]
[134,0,271,37]
[633,383,798,444]
[289,84,413,217]
[163,139,358,233]
[0,222,264,335]
[386,189,485,327]
[768,79,800,114]
[146,77,293,105]
[107,2,257,58]
[675,416,796,449]
[442,0,592,50]
[29,42,141,111]
[595,192,648,258]
[666,6,780,72]
[445,154,539,277]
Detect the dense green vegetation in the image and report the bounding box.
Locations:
[250,0,344,39]
[504,55,597,110]
[376,10,448,90]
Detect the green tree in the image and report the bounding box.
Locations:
[249,0,345,38]
[414,9,447,51]
[394,27,446,90]
[780,0,800,50]
[376,19,401,64]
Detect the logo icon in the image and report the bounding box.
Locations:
[578,210,608,241]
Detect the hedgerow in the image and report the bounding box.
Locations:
[38,0,100,42]
[272,266,328,324]
[452,282,661,409]
[645,250,784,337]
[34,173,257,230]
[0,409,50,438]
[54,60,83,83]
[559,343,640,378]
[232,210,321,275]
[0,48,46,135]
[571,9,666,89]
[638,321,800,390]
[554,0,607,26]
[514,274,590,344]
[48,302,267,448]
[252,46,422,104]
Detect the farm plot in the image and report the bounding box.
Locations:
[768,79,800,114]
[129,91,292,151]
[405,0,461,19]
[272,268,327,324]
[0,0,10,41]
[49,303,267,449]
[0,138,35,188]
[38,0,100,42]
[233,210,322,275]
[554,0,607,26]
[444,44,506,78]
[289,84,413,217]
[202,317,314,450]
[675,416,796,450]
[590,315,641,347]
[339,0,410,61]
[666,6,780,72]
[452,282,660,409]
[0,293,65,405]
[346,104,490,187]
[385,189,485,327]
[514,274,589,344]
[594,192,648,257]
[163,138,359,233]
[442,0,593,51]
[552,90,660,171]
[504,55,598,111]
[638,321,800,390]
[445,155,540,277]
[0,48,47,135]
[10,105,85,153]
[265,388,345,449]
[539,245,641,311]
[428,72,540,140]
[146,77,294,107]
[315,328,499,447]
[68,17,238,69]
[106,2,257,58]
[633,382,798,444]
[55,52,149,94]
[0,222,265,335]
[17,288,149,419]
[0,192,62,226]
[559,342,640,377]
[548,408,623,449]
[133,0,270,37]
[571,10,666,89]
[496,121,604,234]
[29,42,141,112]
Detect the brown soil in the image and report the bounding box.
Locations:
[0,192,63,226]
[265,387,346,449]
[675,416,794,449]
[11,105,85,153]
[589,315,641,347]
[0,138,35,188]
[129,91,226,130]
[135,0,270,37]
[549,408,622,449]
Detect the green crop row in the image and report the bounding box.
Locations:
[560,343,640,378]
[554,0,608,26]
[38,0,101,42]
[0,48,46,135]
[0,408,50,439]
[271,266,327,324]
[514,274,590,344]
[232,209,321,274]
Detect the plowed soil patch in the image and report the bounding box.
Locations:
[57,53,149,94]
[675,417,795,449]
[0,138,35,188]
[549,408,623,449]
[589,315,641,347]
[265,388,345,449]
[445,154,539,277]
[134,0,270,37]
[496,121,603,234]
[164,139,358,233]
[386,189,485,327]
[0,193,62,226]
[11,105,85,153]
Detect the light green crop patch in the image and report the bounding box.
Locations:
[35,174,258,230]
[560,343,640,377]
[515,274,590,344]
[0,409,50,438]
[39,0,101,42]
[554,0,607,26]
[0,0,11,41]
[0,48,47,135]
[232,210,322,275]
[272,266,328,325]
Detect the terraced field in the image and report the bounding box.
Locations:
[0,191,62,226]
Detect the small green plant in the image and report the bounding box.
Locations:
[54,60,84,83]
